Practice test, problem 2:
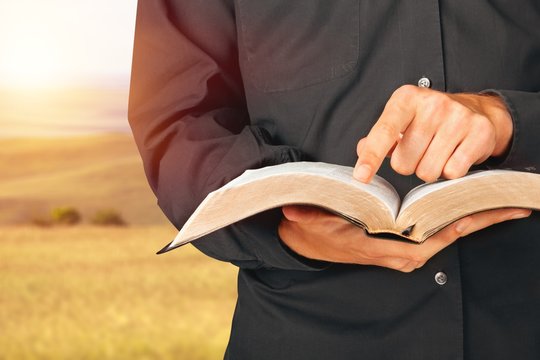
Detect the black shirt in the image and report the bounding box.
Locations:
[129,1,540,359]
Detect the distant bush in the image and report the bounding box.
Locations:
[51,207,81,225]
[30,216,53,227]
[91,209,126,226]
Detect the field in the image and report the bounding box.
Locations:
[0,135,238,359]
[0,134,168,225]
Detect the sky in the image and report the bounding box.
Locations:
[0,0,137,89]
[0,0,138,136]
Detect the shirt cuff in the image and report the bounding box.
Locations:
[192,208,330,271]
[481,89,540,171]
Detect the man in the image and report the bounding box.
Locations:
[129,1,540,359]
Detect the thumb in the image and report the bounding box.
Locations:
[282,205,323,223]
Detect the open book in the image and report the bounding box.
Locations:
[159,162,540,253]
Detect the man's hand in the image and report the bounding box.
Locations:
[283,86,518,271]
[279,205,531,272]
[354,86,513,183]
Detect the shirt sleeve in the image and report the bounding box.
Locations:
[486,90,540,171]
[128,0,326,270]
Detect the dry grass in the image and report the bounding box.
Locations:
[0,225,238,360]
[0,134,168,225]
[0,134,238,359]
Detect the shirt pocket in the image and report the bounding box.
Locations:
[236,0,359,93]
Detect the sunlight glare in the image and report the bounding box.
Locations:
[0,0,137,90]
[0,35,67,89]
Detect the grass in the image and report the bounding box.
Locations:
[0,134,168,225]
[0,225,238,360]
[0,134,238,358]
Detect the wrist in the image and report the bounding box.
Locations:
[479,93,513,157]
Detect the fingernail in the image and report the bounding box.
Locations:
[354,164,372,182]
[455,217,472,234]
[510,210,532,220]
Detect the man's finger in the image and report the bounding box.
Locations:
[354,85,418,183]
[442,122,494,179]
[390,122,432,176]
[375,257,418,273]
[459,208,531,237]
[282,205,318,222]
[282,205,347,224]
[415,125,463,182]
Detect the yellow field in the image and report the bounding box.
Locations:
[0,134,168,225]
[0,225,238,360]
[0,134,238,359]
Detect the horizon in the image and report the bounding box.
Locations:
[0,83,133,138]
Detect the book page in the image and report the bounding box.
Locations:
[396,169,540,242]
[400,170,514,214]
[163,162,404,251]
[225,162,401,219]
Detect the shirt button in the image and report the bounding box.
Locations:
[418,77,431,88]
[434,271,447,286]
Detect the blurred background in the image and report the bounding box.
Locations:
[0,1,237,359]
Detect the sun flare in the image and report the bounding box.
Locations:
[0,1,136,91]
[0,37,68,89]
